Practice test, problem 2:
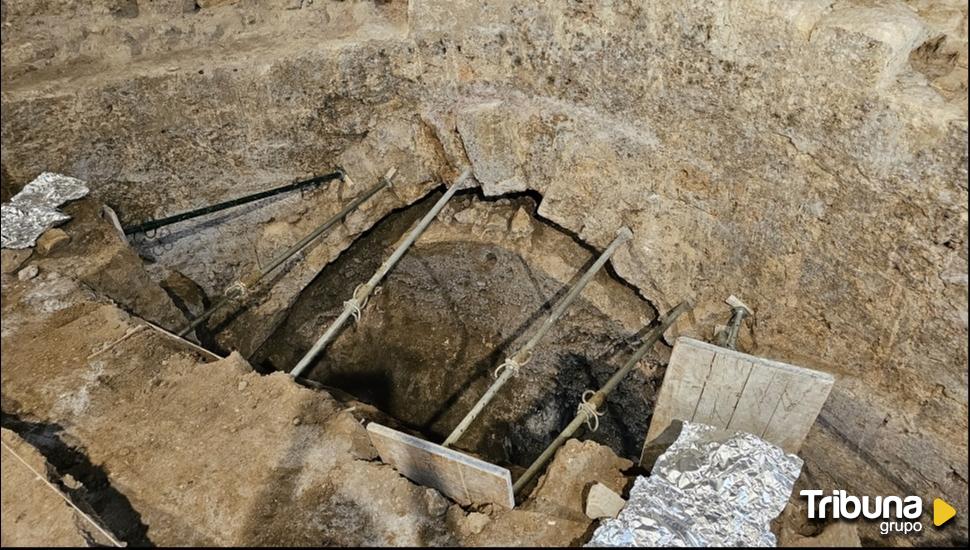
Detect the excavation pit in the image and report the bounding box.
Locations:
[251,192,664,469]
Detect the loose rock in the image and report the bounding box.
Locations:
[425,488,450,517]
[35,228,70,256]
[462,512,490,535]
[585,483,626,520]
[17,264,38,281]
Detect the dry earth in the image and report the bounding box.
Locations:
[1,202,642,545]
[1,0,967,546]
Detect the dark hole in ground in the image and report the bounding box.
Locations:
[253,191,664,468]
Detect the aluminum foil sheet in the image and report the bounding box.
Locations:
[2,172,89,249]
[588,422,803,547]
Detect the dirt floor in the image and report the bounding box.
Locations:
[0,197,654,546]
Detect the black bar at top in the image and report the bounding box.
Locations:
[122,170,344,235]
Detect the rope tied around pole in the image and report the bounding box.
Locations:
[493,351,532,378]
[344,284,369,323]
[577,390,605,431]
[223,280,251,300]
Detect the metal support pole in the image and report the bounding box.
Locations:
[177,168,397,338]
[441,227,634,448]
[290,169,475,378]
[123,171,343,235]
[722,295,752,350]
[724,307,748,350]
[512,300,693,496]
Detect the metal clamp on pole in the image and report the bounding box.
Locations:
[441,226,634,448]
[177,168,397,338]
[512,299,693,496]
[290,168,476,378]
[723,295,751,350]
[713,295,752,350]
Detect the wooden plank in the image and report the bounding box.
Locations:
[725,362,791,437]
[645,339,717,444]
[366,423,515,509]
[691,353,753,427]
[644,337,834,457]
[761,378,833,452]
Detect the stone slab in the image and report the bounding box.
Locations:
[367,422,514,509]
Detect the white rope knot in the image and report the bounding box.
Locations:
[493,358,521,378]
[493,351,532,378]
[344,284,369,323]
[224,280,250,299]
[577,390,604,432]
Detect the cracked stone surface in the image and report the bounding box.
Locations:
[1,0,968,546]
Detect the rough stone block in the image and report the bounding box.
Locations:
[35,228,70,255]
[585,483,626,520]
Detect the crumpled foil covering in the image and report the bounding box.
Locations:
[1,172,89,249]
[588,422,803,547]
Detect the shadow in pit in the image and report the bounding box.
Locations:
[416,251,603,436]
[416,249,664,465]
[1,409,153,547]
[252,189,666,469]
[322,370,394,413]
[566,318,668,461]
[208,187,450,359]
[502,318,667,498]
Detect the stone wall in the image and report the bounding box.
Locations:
[1,0,967,543]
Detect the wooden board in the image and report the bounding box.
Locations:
[367,423,515,509]
[645,337,833,459]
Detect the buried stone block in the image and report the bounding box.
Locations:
[17,264,39,281]
[527,439,632,522]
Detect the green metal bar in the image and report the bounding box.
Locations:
[124,171,343,235]
[290,169,474,378]
[441,227,634,448]
[177,168,396,338]
[512,300,693,496]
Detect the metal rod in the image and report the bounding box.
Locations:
[290,169,474,378]
[724,307,748,350]
[177,168,396,337]
[719,295,752,351]
[123,171,343,235]
[512,300,693,496]
[442,227,634,448]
